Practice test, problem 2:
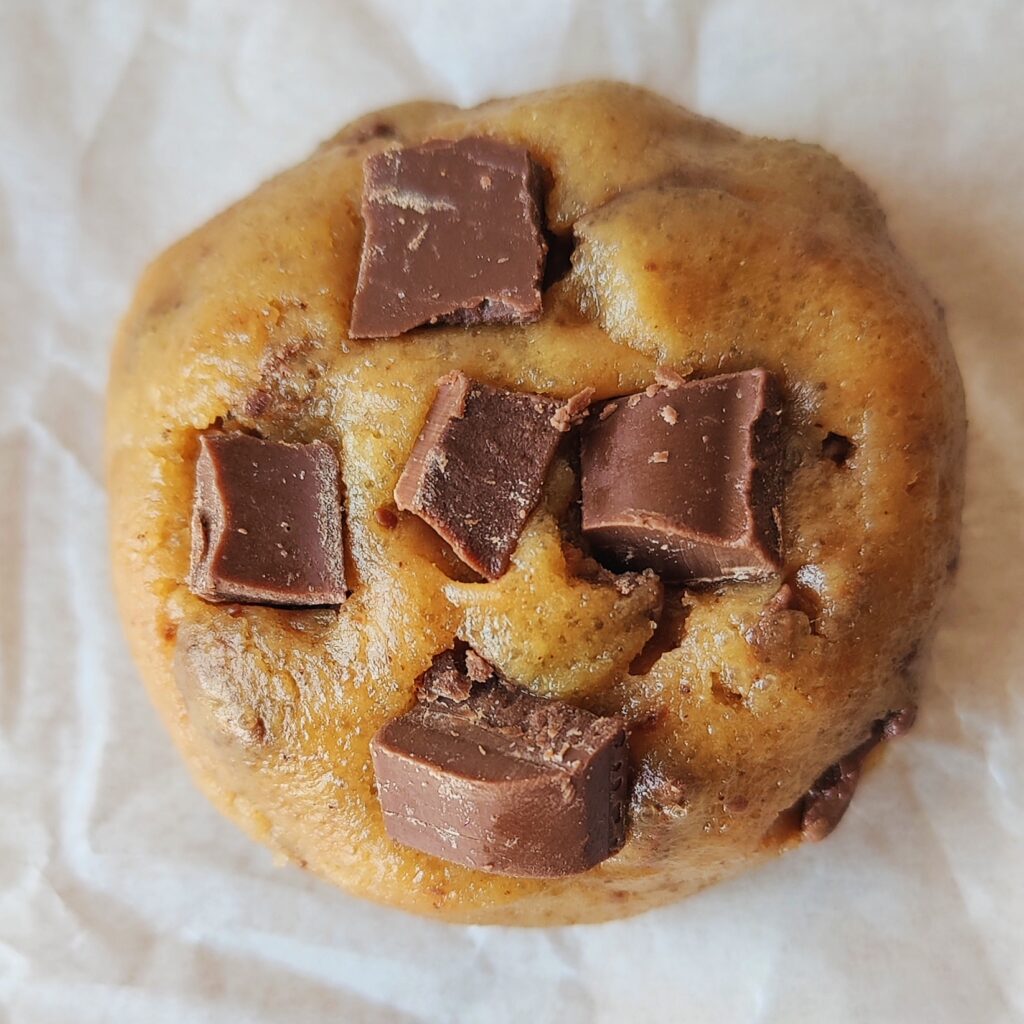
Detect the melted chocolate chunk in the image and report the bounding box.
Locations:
[188,432,346,605]
[580,369,784,584]
[394,372,562,579]
[800,708,918,841]
[800,749,870,842]
[349,137,547,339]
[371,649,629,877]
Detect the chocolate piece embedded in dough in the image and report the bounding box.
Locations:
[394,372,562,579]
[881,706,917,739]
[349,136,547,339]
[800,707,917,842]
[800,747,871,842]
[370,649,629,877]
[188,432,346,605]
[580,369,784,584]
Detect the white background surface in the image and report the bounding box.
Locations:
[2,1,1023,1021]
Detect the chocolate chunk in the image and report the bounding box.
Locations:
[370,649,629,877]
[580,369,784,584]
[394,372,562,579]
[800,751,868,842]
[349,137,547,339]
[188,432,346,605]
[416,649,474,704]
[800,706,915,841]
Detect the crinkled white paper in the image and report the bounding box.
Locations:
[1,1,1022,1021]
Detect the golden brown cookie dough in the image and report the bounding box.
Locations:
[106,81,965,925]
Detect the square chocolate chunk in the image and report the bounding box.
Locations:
[370,649,629,877]
[580,369,784,584]
[394,372,562,579]
[349,136,547,339]
[188,432,346,605]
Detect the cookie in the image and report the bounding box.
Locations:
[106,82,965,925]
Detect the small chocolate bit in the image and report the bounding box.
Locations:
[764,582,797,615]
[371,649,629,877]
[188,432,346,605]
[394,372,562,579]
[549,387,595,433]
[881,706,917,739]
[654,366,686,390]
[373,506,398,530]
[746,583,811,655]
[580,369,784,584]
[349,136,547,339]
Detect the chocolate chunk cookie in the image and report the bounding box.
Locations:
[108,82,964,925]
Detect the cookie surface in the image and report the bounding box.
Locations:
[106,81,965,925]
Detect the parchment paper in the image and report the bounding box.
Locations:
[1,1,1022,1021]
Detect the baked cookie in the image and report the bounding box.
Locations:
[106,82,965,925]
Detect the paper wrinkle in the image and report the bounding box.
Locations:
[0,433,31,738]
[900,777,1011,1003]
[2,1,1023,1022]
